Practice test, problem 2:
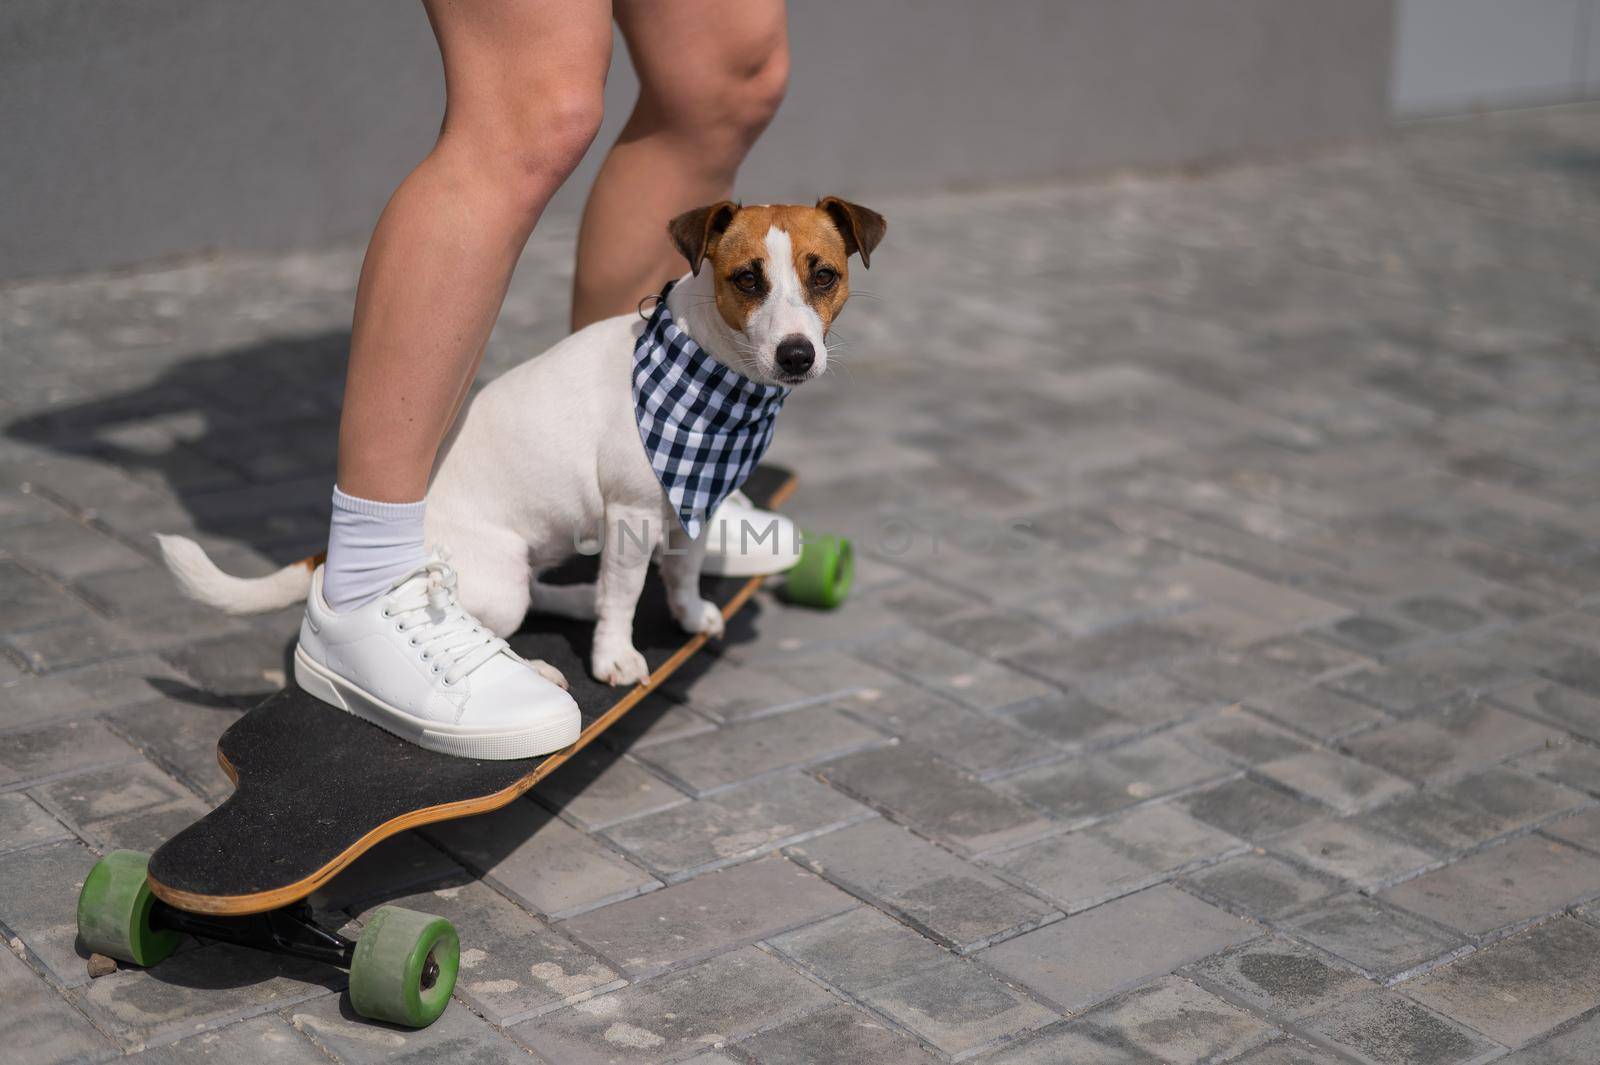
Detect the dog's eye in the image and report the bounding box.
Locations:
[813,267,837,291]
[732,270,760,294]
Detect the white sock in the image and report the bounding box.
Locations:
[321,487,428,613]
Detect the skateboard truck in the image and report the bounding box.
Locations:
[149,899,357,969]
[79,849,461,1027]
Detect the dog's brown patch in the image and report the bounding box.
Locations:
[299,551,327,572]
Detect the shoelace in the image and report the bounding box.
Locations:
[380,559,510,686]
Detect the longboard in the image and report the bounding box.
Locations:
[142,465,800,916]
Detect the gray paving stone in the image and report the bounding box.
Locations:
[926,606,1059,660]
[1185,935,1376,1020]
[79,943,341,1047]
[1515,740,1600,796]
[0,791,70,852]
[636,703,885,795]
[1005,619,1210,687]
[1286,895,1467,980]
[290,991,527,1064]
[978,886,1256,1013]
[1354,766,1590,855]
[1343,699,1558,784]
[158,631,290,701]
[1181,853,1341,920]
[986,804,1245,913]
[1497,1009,1600,1064]
[1223,1039,1349,1065]
[1080,669,1221,728]
[0,561,93,632]
[376,878,619,1023]
[124,1014,324,1064]
[817,742,1053,852]
[534,747,687,831]
[102,697,246,803]
[1380,836,1600,938]
[1256,749,1412,814]
[7,614,151,674]
[0,943,116,1065]
[970,1022,1166,1064]
[1179,777,1325,841]
[0,839,102,987]
[755,649,904,700]
[661,656,821,722]
[512,946,834,1065]
[1321,667,1461,717]
[767,905,951,995]
[1066,974,1278,1064]
[786,819,1058,951]
[304,832,461,913]
[0,654,189,730]
[859,958,1058,1057]
[0,717,141,788]
[1246,686,1391,741]
[1402,916,1600,1048]
[560,856,854,976]
[602,771,873,879]
[1543,807,1600,852]
[1270,818,1436,890]
[1244,634,1374,683]
[844,685,1072,775]
[1174,710,1315,766]
[997,734,1231,824]
[31,758,208,853]
[1003,691,1141,753]
[1491,677,1600,743]
[732,1003,942,1065]
[859,629,1058,711]
[1300,990,1499,1065]
[4,517,148,580]
[598,690,718,750]
[424,798,660,919]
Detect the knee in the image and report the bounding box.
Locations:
[447,87,605,218]
[647,40,789,162]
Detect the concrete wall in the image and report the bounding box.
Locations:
[1393,0,1600,115]
[0,1,1396,282]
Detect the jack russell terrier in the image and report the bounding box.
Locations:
[158,198,885,710]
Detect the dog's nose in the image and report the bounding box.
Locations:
[775,335,815,377]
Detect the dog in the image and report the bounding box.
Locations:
[158,198,885,687]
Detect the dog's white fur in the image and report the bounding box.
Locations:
[158,244,829,687]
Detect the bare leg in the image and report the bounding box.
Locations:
[569,0,789,330]
[338,0,613,502]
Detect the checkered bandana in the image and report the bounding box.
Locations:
[633,282,790,538]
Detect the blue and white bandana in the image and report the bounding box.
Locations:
[632,281,790,538]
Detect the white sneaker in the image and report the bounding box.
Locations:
[701,490,802,577]
[294,555,580,759]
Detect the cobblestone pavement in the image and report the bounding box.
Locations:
[4,103,1600,1063]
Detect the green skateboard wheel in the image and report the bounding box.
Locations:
[76,850,181,967]
[783,532,853,609]
[348,906,459,1028]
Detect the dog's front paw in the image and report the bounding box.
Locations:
[592,643,650,687]
[672,597,725,639]
[528,658,569,690]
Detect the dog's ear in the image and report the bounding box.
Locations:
[818,197,887,268]
[668,201,739,275]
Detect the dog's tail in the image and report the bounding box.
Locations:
[155,534,323,615]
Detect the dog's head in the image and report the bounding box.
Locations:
[668,198,886,386]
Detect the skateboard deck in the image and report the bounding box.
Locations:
[146,465,798,916]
